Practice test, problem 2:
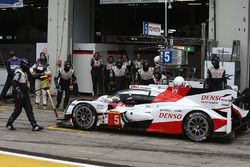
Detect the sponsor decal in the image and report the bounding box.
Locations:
[159,113,182,119]
[200,95,222,104]
[97,104,104,109]
[160,109,171,112]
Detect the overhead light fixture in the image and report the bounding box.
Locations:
[176,0,196,1]
[188,3,202,5]
[168,2,172,9]
[168,29,176,33]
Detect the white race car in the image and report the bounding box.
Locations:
[59,85,250,142]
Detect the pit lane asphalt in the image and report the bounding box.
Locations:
[0,102,250,167]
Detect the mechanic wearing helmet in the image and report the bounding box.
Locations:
[154,55,161,68]
[6,59,43,131]
[103,55,115,94]
[153,67,168,85]
[91,52,103,96]
[173,76,191,89]
[110,58,127,92]
[0,51,21,101]
[132,52,143,84]
[173,76,185,87]
[30,52,52,109]
[54,61,76,110]
[206,55,227,91]
[138,60,154,85]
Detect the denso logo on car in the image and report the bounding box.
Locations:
[159,113,182,119]
[201,95,222,104]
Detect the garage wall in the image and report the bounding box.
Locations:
[209,0,250,89]
[73,0,94,43]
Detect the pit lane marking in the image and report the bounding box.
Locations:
[47,125,90,134]
[0,150,100,167]
[0,105,64,114]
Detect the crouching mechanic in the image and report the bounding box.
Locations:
[153,67,168,85]
[6,59,43,131]
[30,52,52,109]
[54,61,76,110]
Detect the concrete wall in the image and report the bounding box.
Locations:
[209,0,250,89]
[47,0,74,93]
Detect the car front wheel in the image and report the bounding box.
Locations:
[72,103,97,130]
[183,111,213,142]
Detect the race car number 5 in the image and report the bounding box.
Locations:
[108,113,121,126]
[114,115,120,125]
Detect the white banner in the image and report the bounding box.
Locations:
[143,21,162,36]
[36,43,48,62]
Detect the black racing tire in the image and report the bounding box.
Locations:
[183,111,213,142]
[72,103,97,130]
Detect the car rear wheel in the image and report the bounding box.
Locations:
[183,111,213,142]
[72,103,97,130]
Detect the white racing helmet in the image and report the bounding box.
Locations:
[154,56,160,66]
[173,76,185,87]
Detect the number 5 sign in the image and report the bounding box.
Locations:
[162,49,173,65]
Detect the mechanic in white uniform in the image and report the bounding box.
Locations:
[6,59,43,131]
[54,61,76,109]
[103,55,115,94]
[122,53,132,88]
[206,55,226,91]
[138,60,154,85]
[30,52,52,109]
[110,59,127,92]
[132,52,143,84]
[153,67,168,85]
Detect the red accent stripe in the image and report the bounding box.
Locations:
[214,107,230,111]
[233,107,242,118]
[152,89,183,103]
[73,50,94,55]
[146,121,183,134]
[213,118,227,130]
[166,87,191,96]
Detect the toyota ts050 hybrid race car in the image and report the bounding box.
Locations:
[58,85,250,142]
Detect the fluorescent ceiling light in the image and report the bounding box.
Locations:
[176,0,196,1]
[188,2,202,5]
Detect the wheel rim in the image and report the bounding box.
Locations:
[186,115,209,141]
[75,105,95,128]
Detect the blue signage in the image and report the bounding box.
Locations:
[143,22,149,35]
[0,0,23,8]
[162,49,173,65]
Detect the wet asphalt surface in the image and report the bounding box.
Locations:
[0,100,250,167]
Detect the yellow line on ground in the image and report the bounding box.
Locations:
[0,151,99,167]
[0,154,80,167]
[47,125,90,134]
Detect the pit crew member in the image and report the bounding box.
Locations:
[54,61,76,110]
[30,52,52,109]
[206,55,227,91]
[138,60,154,85]
[0,51,21,101]
[6,59,43,131]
